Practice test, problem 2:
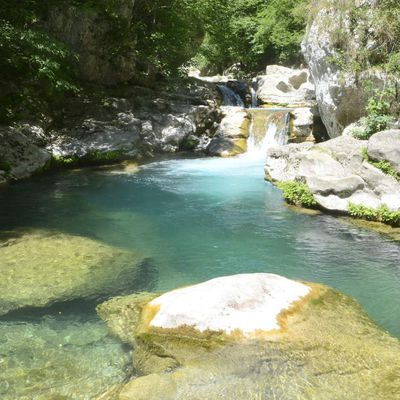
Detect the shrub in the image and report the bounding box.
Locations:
[277,180,318,208]
[348,202,400,226]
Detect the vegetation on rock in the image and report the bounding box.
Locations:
[348,203,400,227]
[352,86,396,139]
[277,180,318,208]
[361,147,400,182]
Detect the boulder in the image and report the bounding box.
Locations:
[0,126,51,182]
[265,134,400,213]
[290,107,315,142]
[0,230,153,316]
[367,129,400,174]
[97,273,400,399]
[256,65,315,106]
[207,106,249,156]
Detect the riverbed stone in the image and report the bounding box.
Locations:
[0,230,149,316]
[97,273,400,400]
[0,317,132,400]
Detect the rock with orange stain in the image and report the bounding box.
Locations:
[97,274,400,400]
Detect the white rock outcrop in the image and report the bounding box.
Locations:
[265,134,400,213]
[148,273,310,335]
[256,65,315,106]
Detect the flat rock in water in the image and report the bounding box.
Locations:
[0,230,148,316]
[97,273,400,399]
[148,273,310,335]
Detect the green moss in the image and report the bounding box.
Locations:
[348,202,400,227]
[179,137,199,151]
[277,180,318,208]
[0,160,11,175]
[51,150,123,169]
[362,147,400,181]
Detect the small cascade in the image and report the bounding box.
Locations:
[246,108,290,155]
[250,87,258,108]
[250,79,258,108]
[217,84,245,107]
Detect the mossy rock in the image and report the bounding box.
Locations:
[0,230,151,315]
[98,277,400,400]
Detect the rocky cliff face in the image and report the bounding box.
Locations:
[45,1,137,85]
[0,80,222,184]
[301,1,385,138]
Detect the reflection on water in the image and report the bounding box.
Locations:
[0,154,400,397]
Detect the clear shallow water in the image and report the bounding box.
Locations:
[1,153,400,395]
[1,155,400,335]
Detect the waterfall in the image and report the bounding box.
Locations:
[246,109,290,155]
[217,84,245,107]
[250,79,258,108]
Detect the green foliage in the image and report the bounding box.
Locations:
[352,86,396,139]
[0,161,12,175]
[194,0,308,74]
[348,203,400,227]
[52,150,123,169]
[0,1,79,122]
[277,180,318,208]
[362,148,400,181]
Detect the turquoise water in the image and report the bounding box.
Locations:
[1,154,400,338]
[1,154,400,397]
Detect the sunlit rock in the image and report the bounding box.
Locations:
[367,130,400,174]
[256,65,315,107]
[207,106,249,156]
[266,135,400,213]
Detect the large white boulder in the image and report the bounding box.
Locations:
[367,129,400,174]
[149,273,310,335]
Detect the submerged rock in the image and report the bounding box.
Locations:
[0,230,150,316]
[97,273,400,399]
[0,315,132,400]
